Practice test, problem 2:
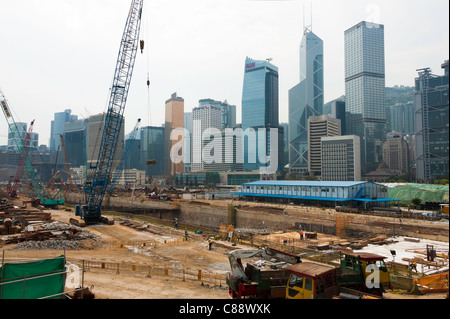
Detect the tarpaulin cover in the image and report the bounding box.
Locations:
[0,255,65,299]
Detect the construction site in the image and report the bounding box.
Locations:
[0,187,448,300]
[0,0,449,302]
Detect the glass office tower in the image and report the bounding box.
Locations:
[345,21,386,174]
[140,126,165,177]
[242,57,279,129]
[241,57,281,172]
[289,27,324,175]
[50,109,78,151]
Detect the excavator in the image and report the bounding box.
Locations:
[226,247,302,299]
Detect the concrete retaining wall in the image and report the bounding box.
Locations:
[61,193,448,242]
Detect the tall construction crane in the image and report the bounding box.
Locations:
[0,89,64,207]
[74,0,145,226]
[7,119,35,198]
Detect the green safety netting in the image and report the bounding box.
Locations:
[0,255,65,299]
[386,183,449,203]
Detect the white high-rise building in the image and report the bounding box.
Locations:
[192,104,222,172]
[307,115,341,175]
[321,135,361,182]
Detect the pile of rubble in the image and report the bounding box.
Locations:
[13,239,82,250]
[40,221,100,240]
[0,198,13,210]
[1,220,102,249]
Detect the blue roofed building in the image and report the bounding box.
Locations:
[236,180,399,210]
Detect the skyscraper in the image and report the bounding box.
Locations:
[345,21,386,174]
[242,57,282,172]
[289,26,324,175]
[192,103,222,172]
[50,109,78,151]
[307,114,341,176]
[389,102,415,136]
[63,118,88,168]
[86,113,124,179]
[183,112,193,173]
[242,57,279,130]
[197,98,237,129]
[7,122,27,151]
[414,60,449,181]
[383,131,410,176]
[164,92,184,176]
[323,97,346,135]
[141,126,165,177]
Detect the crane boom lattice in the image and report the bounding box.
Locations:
[77,0,144,223]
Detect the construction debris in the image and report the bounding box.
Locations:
[414,272,449,294]
[13,239,82,250]
[1,220,100,247]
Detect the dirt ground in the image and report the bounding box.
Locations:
[1,208,234,299]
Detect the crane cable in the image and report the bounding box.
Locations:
[143,2,155,173]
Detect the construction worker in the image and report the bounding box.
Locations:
[300,231,304,240]
[173,217,178,229]
[410,261,418,272]
[185,229,188,241]
[208,239,213,250]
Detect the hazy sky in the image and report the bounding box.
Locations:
[0,0,448,146]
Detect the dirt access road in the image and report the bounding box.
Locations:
[2,208,233,299]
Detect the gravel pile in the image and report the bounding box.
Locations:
[13,239,81,250]
[234,227,272,236]
[41,221,100,240]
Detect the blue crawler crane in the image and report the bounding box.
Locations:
[73,0,145,226]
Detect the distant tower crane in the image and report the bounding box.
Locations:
[73,0,145,226]
[7,119,35,198]
[0,90,64,207]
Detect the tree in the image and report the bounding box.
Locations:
[303,175,318,181]
[411,197,422,207]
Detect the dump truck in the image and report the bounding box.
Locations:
[226,248,302,299]
[285,251,390,299]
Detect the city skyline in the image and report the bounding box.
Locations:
[0,0,448,146]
